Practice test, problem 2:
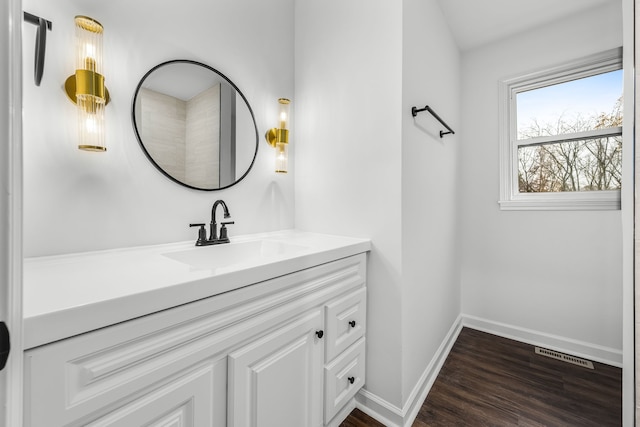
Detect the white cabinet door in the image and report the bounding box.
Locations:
[228,309,324,427]
[84,361,223,427]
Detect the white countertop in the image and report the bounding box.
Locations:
[23,230,371,350]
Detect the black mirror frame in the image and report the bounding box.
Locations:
[131,59,259,191]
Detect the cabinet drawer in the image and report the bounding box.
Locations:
[324,287,366,361]
[324,337,366,423]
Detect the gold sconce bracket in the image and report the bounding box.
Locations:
[64,72,111,105]
[265,128,289,147]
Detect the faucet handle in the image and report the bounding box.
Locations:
[219,221,234,240]
[189,223,207,246]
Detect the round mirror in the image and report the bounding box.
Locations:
[132,60,258,191]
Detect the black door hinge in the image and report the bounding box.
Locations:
[0,321,10,371]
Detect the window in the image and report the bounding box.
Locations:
[499,48,623,210]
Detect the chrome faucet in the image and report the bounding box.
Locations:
[189,199,235,246]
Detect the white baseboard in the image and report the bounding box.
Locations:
[401,316,463,426]
[355,313,622,426]
[356,315,464,427]
[356,390,403,427]
[326,397,356,427]
[461,314,622,368]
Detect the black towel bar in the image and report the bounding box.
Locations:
[411,105,455,138]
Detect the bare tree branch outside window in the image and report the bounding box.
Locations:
[517,97,622,193]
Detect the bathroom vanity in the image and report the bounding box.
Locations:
[22,231,370,427]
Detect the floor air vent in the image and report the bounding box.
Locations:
[534,347,594,369]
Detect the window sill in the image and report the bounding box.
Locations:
[499,191,621,211]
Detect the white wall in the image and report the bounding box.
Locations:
[294,0,463,415]
[401,0,461,406]
[459,3,623,356]
[294,0,405,409]
[21,0,295,257]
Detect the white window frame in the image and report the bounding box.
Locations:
[499,48,623,211]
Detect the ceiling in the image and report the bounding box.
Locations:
[435,0,619,51]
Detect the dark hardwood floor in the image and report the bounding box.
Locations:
[340,408,386,427]
[341,327,622,426]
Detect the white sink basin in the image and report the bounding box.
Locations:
[162,239,308,270]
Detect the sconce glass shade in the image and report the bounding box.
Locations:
[265,98,291,173]
[75,16,103,74]
[73,16,107,152]
[275,141,288,173]
[278,98,290,129]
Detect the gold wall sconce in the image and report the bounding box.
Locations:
[265,98,291,173]
[64,16,110,152]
